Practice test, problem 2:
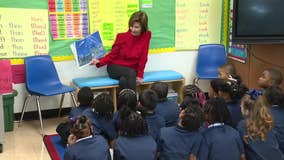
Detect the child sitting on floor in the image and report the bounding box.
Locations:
[64,115,111,160]
[82,93,116,148]
[56,87,93,144]
[151,82,179,127]
[114,111,157,160]
[159,104,204,160]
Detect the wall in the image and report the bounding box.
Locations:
[13,51,210,113]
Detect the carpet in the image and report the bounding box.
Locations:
[43,134,66,160]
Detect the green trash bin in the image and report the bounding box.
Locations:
[2,90,18,132]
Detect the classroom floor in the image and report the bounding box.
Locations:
[0,117,65,160]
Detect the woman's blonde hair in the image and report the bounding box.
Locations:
[128,11,148,32]
[242,95,273,142]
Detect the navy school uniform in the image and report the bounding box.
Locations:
[154,100,179,127]
[112,111,121,131]
[83,108,117,141]
[114,135,157,160]
[270,105,284,153]
[64,135,111,160]
[145,112,166,142]
[226,101,243,128]
[237,120,284,160]
[159,126,203,160]
[200,123,244,160]
[69,105,91,118]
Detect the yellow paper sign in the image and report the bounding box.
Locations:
[175,0,222,50]
[88,0,139,50]
[0,8,49,58]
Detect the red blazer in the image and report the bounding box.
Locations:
[96,30,151,78]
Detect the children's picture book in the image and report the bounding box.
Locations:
[70,31,105,68]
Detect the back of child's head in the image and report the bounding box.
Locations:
[92,93,114,120]
[180,96,202,110]
[120,111,148,137]
[218,63,237,79]
[180,105,203,132]
[151,82,168,101]
[182,84,206,106]
[204,97,231,125]
[241,93,273,142]
[139,89,158,111]
[118,89,138,120]
[118,89,137,110]
[210,78,248,101]
[264,86,284,107]
[69,115,92,139]
[77,87,94,106]
[266,68,283,86]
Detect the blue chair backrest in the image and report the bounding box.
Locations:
[25,55,61,91]
[197,44,227,76]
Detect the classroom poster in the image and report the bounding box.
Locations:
[175,0,222,50]
[48,0,88,40]
[0,8,49,58]
[88,0,139,51]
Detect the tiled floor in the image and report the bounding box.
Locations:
[0,117,65,160]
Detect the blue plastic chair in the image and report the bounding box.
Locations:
[19,55,77,135]
[193,44,227,85]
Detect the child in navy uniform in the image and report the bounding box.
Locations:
[64,115,111,160]
[69,87,94,118]
[151,82,179,127]
[258,68,283,89]
[114,111,157,160]
[210,78,248,128]
[264,86,284,154]
[56,87,93,144]
[200,97,245,160]
[182,84,206,106]
[218,63,241,80]
[139,89,166,142]
[237,93,284,160]
[112,89,138,132]
[82,93,117,148]
[159,105,204,160]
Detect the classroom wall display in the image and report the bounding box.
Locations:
[48,0,88,40]
[0,0,228,63]
[0,8,49,58]
[88,0,139,51]
[227,0,247,63]
[175,0,223,50]
[140,0,176,53]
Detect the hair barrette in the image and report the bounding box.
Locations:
[246,89,263,100]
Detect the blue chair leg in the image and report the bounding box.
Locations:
[58,92,77,117]
[57,94,65,117]
[35,96,44,135]
[18,95,31,127]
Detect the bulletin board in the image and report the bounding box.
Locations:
[0,0,229,63]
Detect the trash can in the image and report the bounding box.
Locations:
[2,90,18,132]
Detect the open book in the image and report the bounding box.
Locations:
[70,31,105,68]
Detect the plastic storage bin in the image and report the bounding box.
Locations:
[2,90,18,132]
